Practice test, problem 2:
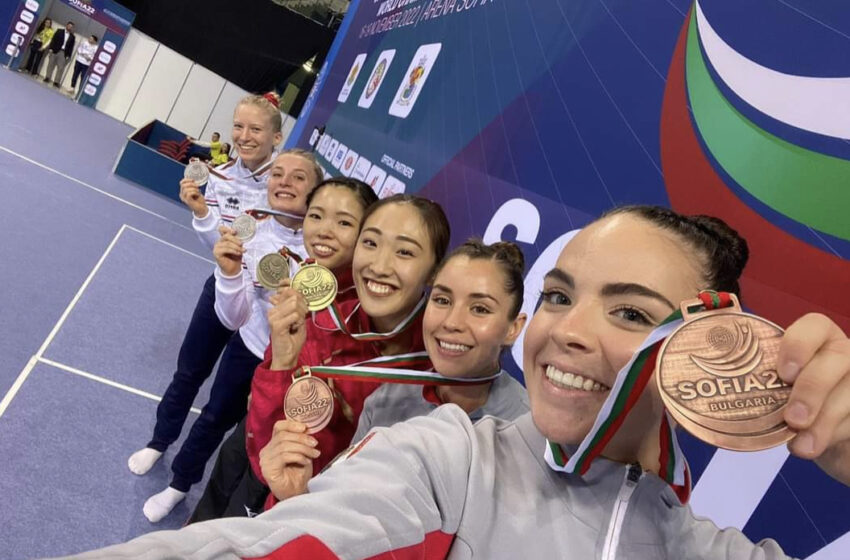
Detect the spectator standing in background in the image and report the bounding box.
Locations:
[44,21,76,88]
[71,34,98,94]
[22,18,53,76]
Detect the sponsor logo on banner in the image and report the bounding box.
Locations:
[93,62,106,74]
[5,45,17,56]
[98,52,111,64]
[351,157,372,180]
[15,22,29,34]
[337,53,367,103]
[324,138,339,160]
[379,175,406,198]
[103,41,116,54]
[11,33,23,46]
[88,74,101,86]
[341,150,359,177]
[69,0,95,16]
[20,11,34,24]
[389,43,441,119]
[365,166,388,194]
[309,128,320,147]
[332,144,348,169]
[358,50,396,109]
[318,134,332,155]
[25,0,40,11]
[84,84,97,96]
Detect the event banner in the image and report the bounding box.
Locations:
[2,0,133,106]
[287,1,850,556]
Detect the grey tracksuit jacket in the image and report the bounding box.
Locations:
[64,405,792,559]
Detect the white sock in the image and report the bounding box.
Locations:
[143,487,186,523]
[127,447,163,475]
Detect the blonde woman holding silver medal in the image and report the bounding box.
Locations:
[129,93,290,485]
[68,206,850,559]
[132,145,322,523]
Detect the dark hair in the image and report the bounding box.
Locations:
[435,238,526,319]
[361,194,450,271]
[601,205,749,297]
[306,177,378,213]
[36,19,51,33]
[66,21,75,27]
[91,35,98,42]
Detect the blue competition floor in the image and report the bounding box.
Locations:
[0,69,223,557]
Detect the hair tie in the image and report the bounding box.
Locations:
[262,92,280,108]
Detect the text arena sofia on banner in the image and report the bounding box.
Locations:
[286,0,850,557]
[3,0,134,106]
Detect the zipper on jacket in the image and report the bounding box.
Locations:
[600,462,643,560]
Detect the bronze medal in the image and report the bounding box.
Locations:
[256,253,290,290]
[283,372,334,434]
[656,294,793,451]
[291,262,338,312]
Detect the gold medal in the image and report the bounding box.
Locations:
[291,261,337,311]
[656,294,793,451]
[256,253,290,290]
[283,371,334,434]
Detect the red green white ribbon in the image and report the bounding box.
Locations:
[303,352,502,386]
[246,207,306,222]
[325,294,427,342]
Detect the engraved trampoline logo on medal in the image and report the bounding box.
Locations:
[256,253,290,290]
[656,293,793,451]
[689,322,763,378]
[284,370,334,434]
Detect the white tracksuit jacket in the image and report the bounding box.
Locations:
[192,156,275,251]
[213,216,307,359]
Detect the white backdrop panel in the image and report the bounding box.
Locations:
[95,29,158,123]
[124,45,192,129]
[166,65,226,139]
[199,82,249,147]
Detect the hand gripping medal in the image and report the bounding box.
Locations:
[291,259,337,312]
[183,159,210,186]
[656,293,793,451]
[284,368,334,434]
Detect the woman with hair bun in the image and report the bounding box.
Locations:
[260,239,531,501]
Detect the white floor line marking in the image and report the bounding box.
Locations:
[124,225,214,264]
[0,226,128,418]
[0,144,191,232]
[38,357,201,414]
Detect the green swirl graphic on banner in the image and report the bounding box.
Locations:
[685,14,850,241]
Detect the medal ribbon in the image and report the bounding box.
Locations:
[325,295,427,342]
[543,291,735,502]
[246,208,306,222]
[301,352,501,386]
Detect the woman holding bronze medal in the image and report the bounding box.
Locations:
[189,177,380,521]
[135,148,323,523]
[72,206,850,559]
[245,194,451,512]
[259,239,532,502]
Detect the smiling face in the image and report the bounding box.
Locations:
[352,203,437,332]
[523,214,705,456]
[424,256,525,378]
[266,154,318,218]
[303,185,364,271]
[231,104,282,170]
